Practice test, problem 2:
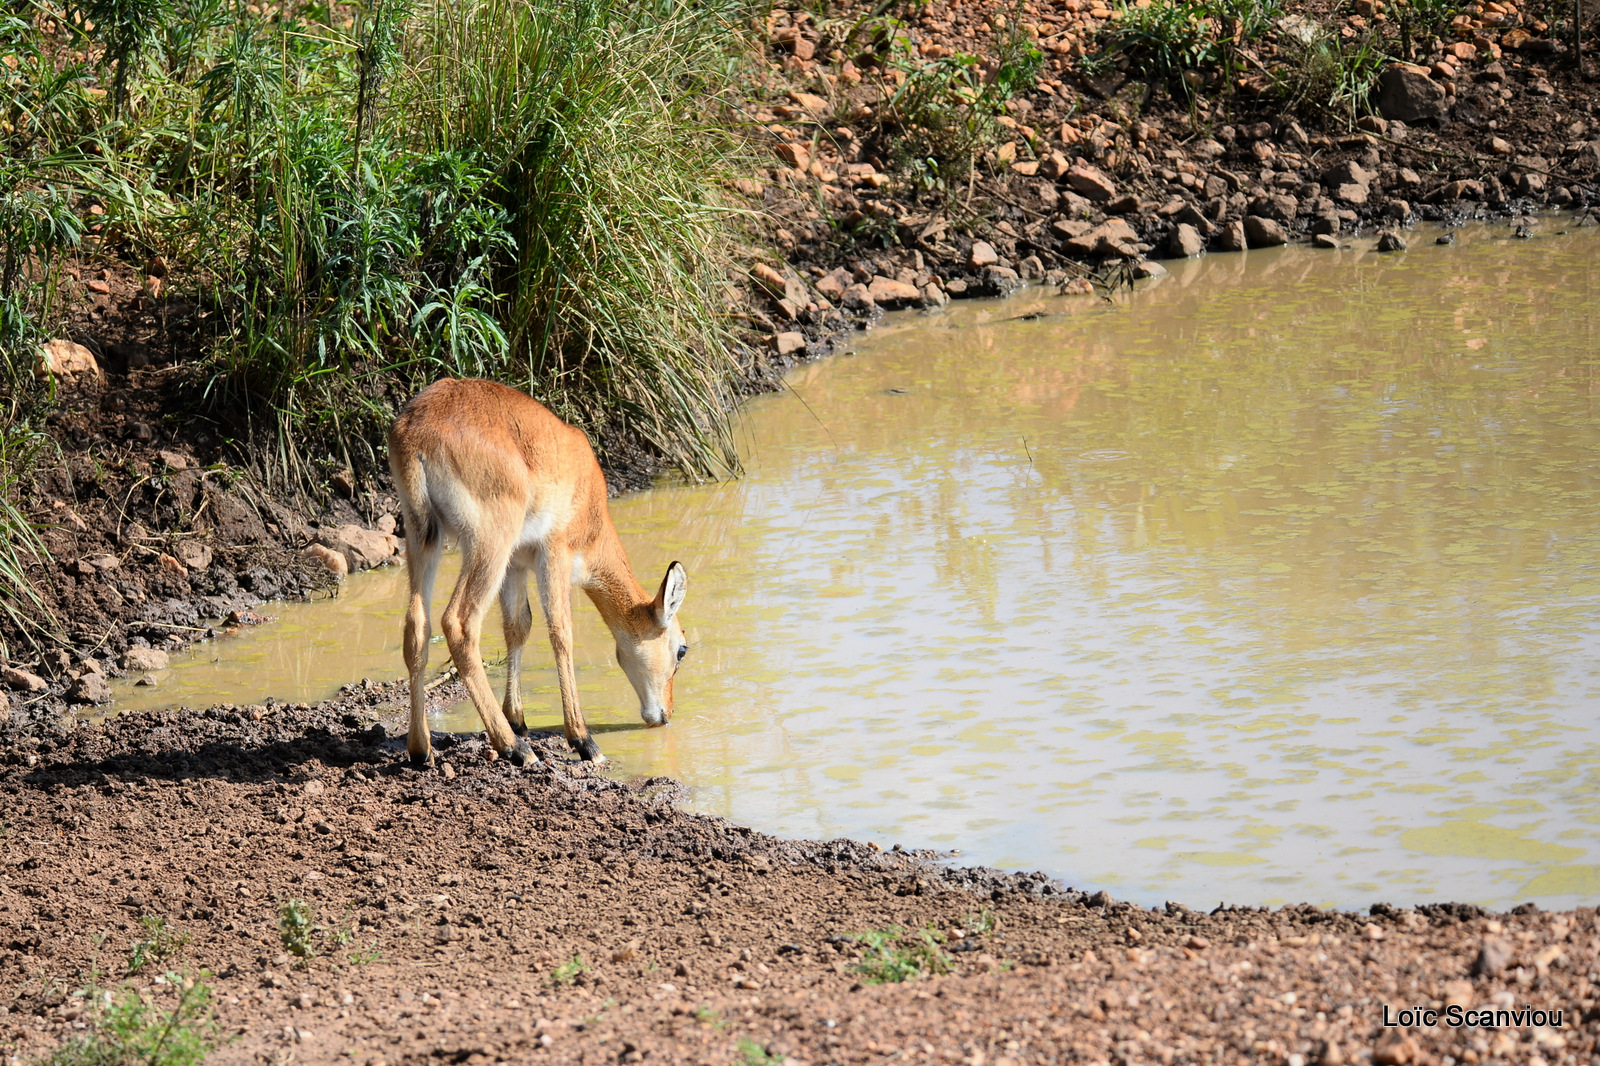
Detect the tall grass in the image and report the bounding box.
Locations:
[10,0,750,499]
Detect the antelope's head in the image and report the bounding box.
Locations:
[616,561,688,727]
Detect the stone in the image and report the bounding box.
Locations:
[840,283,875,311]
[82,553,120,571]
[67,672,111,704]
[1378,65,1448,124]
[376,513,397,535]
[1377,231,1408,252]
[36,339,102,381]
[1050,218,1093,240]
[1356,115,1390,135]
[315,524,400,572]
[1247,193,1298,221]
[773,332,806,356]
[1472,937,1512,977]
[752,264,808,308]
[967,241,999,269]
[1,665,45,692]
[921,283,948,308]
[300,543,349,581]
[1038,151,1072,180]
[774,142,810,171]
[1334,183,1369,206]
[134,673,158,686]
[1313,233,1340,249]
[176,541,212,571]
[1132,260,1167,279]
[1518,172,1547,196]
[1384,199,1412,221]
[1065,164,1117,202]
[1396,167,1422,186]
[1373,1035,1420,1066]
[1059,277,1094,295]
[1106,194,1140,215]
[122,646,170,672]
[814,272,847,303]
[866,276,923,309]
[1244,216,1288,248]
[1168,223,1205,258]
[1439,179,1484,201]
[1213,219,1248,252]
[1489,136,1513,155]
[787,91,827,115]
[0,689,8,725]
[157,449,191,471]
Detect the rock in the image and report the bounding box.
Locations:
[1384,199,1411,221]
[82,554,120,572]
[1472,937,1513,977]
[1373,1034,1419,1066]
[753,264,808,308]
[1377,231,1408,252]
[1065,164,1117,202]
[36,339,102,381]
[2,666,48,693]
[1132,260,1167,279]
[1313,233,1340,249]
[1243,216,1288,248]
[1247,193,1299,222]
[0,689,8,725]
[157,449,191,471]
[773,332,806,356]
[943,279,968,297]
[1378,65,1448,124]
[840,283,875,311]
[1518,172,1547,196]
[1051,218,1093,240]
[1356,115,1390,135]
[1334,183,1369,206]
[315,524,399,572]
[1059,277,1094,295]
[866,276,923,309]
[1063,218,1141,259]
[300,543,349,581]
[921,283,947,308]
[1018,255,1045,280]
[1106,194,1140,215]
[176,541,212,571]
[814,272,847,303]
[774,142,810,171]
[1489,136,1513,155]
[67,672,112,704]
[134,673,158,686]
[967,241,999,269]
[1213,219,1248,252]
[1396,167,1422,186]
[1439,179,1484,201]
[122,646,170,672]
[1168,223,1205,258]
[1038,151,1072,180]
[787,90,827,115]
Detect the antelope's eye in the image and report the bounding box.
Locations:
[676,644,689,663]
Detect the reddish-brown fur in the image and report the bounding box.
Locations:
[388,379,688,765]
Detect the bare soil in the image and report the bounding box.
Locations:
[0,694,1595,1066]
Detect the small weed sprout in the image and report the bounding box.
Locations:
[851,926,954,984]
[127,916,191,975]
[549,953,587,986]
[737,1036,784,1065]
[964,907,1000,937]
[695,1004,726,1029]
[279,900,318,964]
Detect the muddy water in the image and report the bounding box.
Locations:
[113,222,1600,911]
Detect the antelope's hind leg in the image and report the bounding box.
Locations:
[401,522,444,767]
[440,529,534,767]
[499,566,533,737]
[533,544,604,763]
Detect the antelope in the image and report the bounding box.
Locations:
[387,378,689,765]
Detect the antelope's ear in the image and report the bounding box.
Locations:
[653,561,687,629]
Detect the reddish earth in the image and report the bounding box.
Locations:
[0,690,1594,1065]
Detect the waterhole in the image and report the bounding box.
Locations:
[113,222,1600,910]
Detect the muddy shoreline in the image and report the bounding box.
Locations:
[0,693,1595,1065]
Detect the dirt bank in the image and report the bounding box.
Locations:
[0,694,1594,1065]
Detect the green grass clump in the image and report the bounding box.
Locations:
[737,1036,784,1065]
[850,925,953,984]
[127,916,191,976]
[46,972,217,1066]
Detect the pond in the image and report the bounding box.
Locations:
[114,220,1600,911]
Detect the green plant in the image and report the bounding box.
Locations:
[870,0,1042,189]
[549,953,587,986]
[737,1036,784,1065]
[850,925,953,984]
[0,421,60,658]
[67,0,172,114]
[127,917,190,976]
[279,899,317,963]
[964,906,999,936]
[1096,0,1280,97]
[1272,22,1386,126]
[695,1005,727,1029]
[349,946,383,965]
[45,969,218,1066]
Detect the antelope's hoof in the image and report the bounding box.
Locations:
[572,735,605,763]
[507,738,533,768]
[407,749,434,769]
[510,719,529,737]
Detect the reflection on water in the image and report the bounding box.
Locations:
[113,222,1600,910]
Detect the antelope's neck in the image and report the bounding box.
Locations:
[579,528,651,634]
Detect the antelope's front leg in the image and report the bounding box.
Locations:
[535,547,605,763]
